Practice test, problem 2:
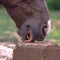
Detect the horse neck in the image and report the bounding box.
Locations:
[0,0,4,6]
[0,0,8,7]
[0,0,2,3]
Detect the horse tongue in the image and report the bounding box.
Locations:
[24,30,33,43]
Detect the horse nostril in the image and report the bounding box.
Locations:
[27,25,30,28]
[42,25,47,36]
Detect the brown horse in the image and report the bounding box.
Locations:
[0,0,51,43]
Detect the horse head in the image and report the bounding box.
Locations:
[0,0,51,42]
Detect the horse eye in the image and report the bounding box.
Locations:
[22,0,31,3]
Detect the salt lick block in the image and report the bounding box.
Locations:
[13,42,60,60]
[44,45,60,60]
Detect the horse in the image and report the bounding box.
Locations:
[0,0,51,43]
